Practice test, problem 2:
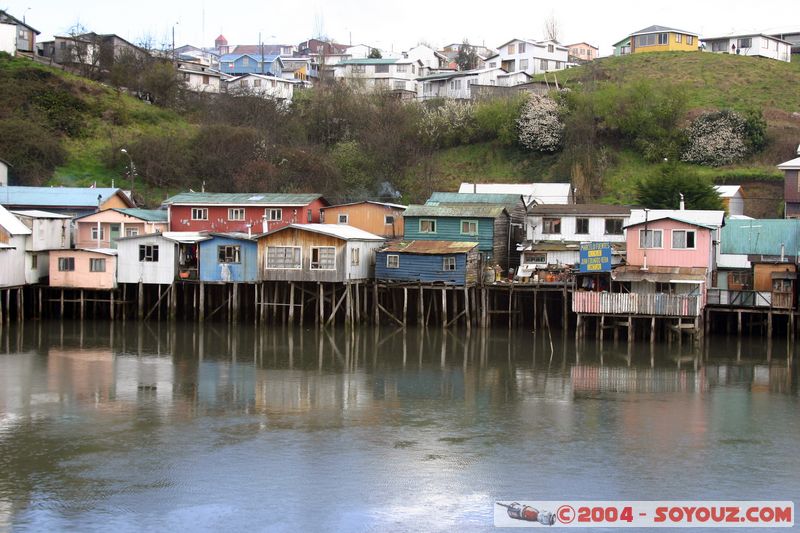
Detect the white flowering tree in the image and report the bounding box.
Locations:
[419,100,475,147]
[517,94,563,153]
[681,110,749,166]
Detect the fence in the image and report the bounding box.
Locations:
[572,291,701,317]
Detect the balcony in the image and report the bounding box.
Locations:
[706,289,794,310]
[572,291,702,317]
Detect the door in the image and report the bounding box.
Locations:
[109,224,121,248]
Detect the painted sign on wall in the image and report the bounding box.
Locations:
[580,242,612,273]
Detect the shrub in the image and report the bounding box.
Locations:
[517,94,563,152]
[473,94,528,145]
[635,163,724,210]
[419,99,476,148]
[0,118,67,185]
[681,110,753,166]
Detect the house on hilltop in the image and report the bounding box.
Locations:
[624,25,698,54]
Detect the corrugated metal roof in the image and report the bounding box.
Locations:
[0,205,32,235]
[721,218,800,256]
[0,186,132,208]
[381,240,479,254]
[778,156,800,170]
[630,25,697,36]
[114,208,168,222]
[426,192,523,207]
[10,209,72,219]
[321,200,407,210]
[207,232,255,241]
[77,248,118,256]
[625,215,718,230]
[163,192,325,206]
[404,204,507,218]
[258,223,384,241]
[713,185,742,198]
[457,182,572,204]
[612,265,706,283]
[529,204,631,216]
[116,231,211,243]
[628,209,725,228]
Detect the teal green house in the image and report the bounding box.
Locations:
[402,204,510,269]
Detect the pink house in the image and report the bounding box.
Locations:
[74,208,168,249]
[49,249,117,289]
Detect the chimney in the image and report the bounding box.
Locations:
[262,215,268,233]
[679,193,685,211]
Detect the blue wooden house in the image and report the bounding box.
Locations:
[402,204,510,269]
[218,53,284,76]
[199,233,258,282]
[375,241,480,286]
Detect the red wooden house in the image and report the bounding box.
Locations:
[163,192,329,233]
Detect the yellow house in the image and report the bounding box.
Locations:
[628,25,699,54]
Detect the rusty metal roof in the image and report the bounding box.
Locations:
[404,204,507,218]
[381,240,479,254]
[612,265,707,283]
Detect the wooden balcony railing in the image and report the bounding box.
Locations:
[572,291,702,317]
[706,289,795,310]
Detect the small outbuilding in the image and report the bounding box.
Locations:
[198,233,258,283]
[49,249,117,289]
[375,241,480,286]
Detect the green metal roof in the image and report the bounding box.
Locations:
[404,204,508,218]
[426,192,523,209]
[114,208,168,222]
[163,192,325,206]
[721,218,800,256]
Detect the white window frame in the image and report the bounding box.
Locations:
[338,214,349,224]
[228,208,245,221]
[460,219,478,235]
[384,215,395,225]
[267,208,282,221]
[442,257,456,271]
[639,229,663,249]
[266,246,302,269]
[419,219,436,233]
[386,254,400,269]
[126,227,139,237]
[218,244,241,263]
[310,246,336,270]
[671,229,697,250]
[91,226,105,240]
[191,208,208,221]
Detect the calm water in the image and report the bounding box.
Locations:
[0,321,798,532]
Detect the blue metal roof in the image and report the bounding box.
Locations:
[721,218,800,256]
[0,186,132,208]
[219,53,281,63]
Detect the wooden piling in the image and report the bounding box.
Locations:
[402,287,408,327]
[137,282,144,320]
[199,282,205,321]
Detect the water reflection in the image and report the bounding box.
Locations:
[0,321,797,531]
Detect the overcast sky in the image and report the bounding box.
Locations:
[5,0,798,56]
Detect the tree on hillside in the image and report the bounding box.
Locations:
[635,163,723,210]
[368,48,382,59]
[455,40,479,71]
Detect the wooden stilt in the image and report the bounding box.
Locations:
[650,316,656,345]
[441,288,447,328]
[80,290,85,320]
[768,311,773,338]
[354,282,360,323]
[110,290,115,320]
[288,282,296,325]
[627,315,633,345]
[137,282,144,320]
[464,287,471,330]
[737,311,742,336]
[418,284,424,328]
[199,281,205,321]
[59,289,64,318]
[372,283,379,325]
[402,287,408,327]
[319,282,325,326]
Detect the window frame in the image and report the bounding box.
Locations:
[384,215,395,225]
[31,254,38,269]
[228,208,245,221]
[338,213,349,224]
[191,208,208,221]
[460,219,479,235]
[351,247,360,266]
[442,256,457,271]
[89,258,106,272]
[91,226,105,240]
[419,219,437,234]
[218,244,241,264]
[524,252,547,264]
[542,217,561,234]
[386,254,400,269]
[139,244,160,262]
[267,208,282,221]
[125,227,139,237]
[58,257,75,272]
[639,229,663,249]
[671,229,697,250]
[575,217,590,235]
[604,218,624,235]
[266,246,302,269]
[310,246,336,270]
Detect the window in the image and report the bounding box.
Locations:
[126,228,139,237]
[604,218,624,235]
[352,64,365,73]
[519,59,529,70]
[384,215,395,225]
[58,257,75,271]
[267,246,301,269]
[31,254,38,269]
[218,245,241,263]
[202,75,210,84]
[240,80,249,87]
[19,29,28,39]
[396,64,407,72]
[555,61,562,69]
[228,208,245,221]
[311,247,336,270]
[351,247,360,266]
[548,44,554,53]
[307,209,313,223]
[91,226,105,240]
[338,214,349,224]
[540,59,548,71]
[711,41,726,52]
[672,230,696,249]
[442,257,457,271]
[542,217,561,234]
[242,57,249,66]
[460,220,478,235]
[267,208,282,221]
[676,33,682,43]
[90,258,106,272]
[658,33,669,45]
[419,219,436,233]
[507,44,516,55]
[687,35,694,45]
[636,34,657,47]
[524,252,547,264]
[488,61,496,68]
[639,229,663,249]
[575,218,590,234]
[386,254,399,268]
[518,42,526,53]
[393,81,405,90]
[738,37,752,49]
[139,245,160,262]
[375,64,389,73]
[253,79,262,88]
[191,208,208,220]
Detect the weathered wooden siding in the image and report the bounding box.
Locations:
[199,236,259,282]
[345,241,383,280]
[117,236,178,285]
[754,263,796,292]
[321,203,405,238]
[49,250,117,289]
[404,214,507,267]
[257,228,348,283]
[572,291,701,317]
[375,251,473,285]
[493,214,510,269]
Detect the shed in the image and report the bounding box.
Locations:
[714,185,744,216]
[199,233,258,283]
[256,223,384,283]
[11,209,72,284]
[375,241,480,286]
[49,249,117,289]
[320,201,406,239]
[116,232,209,285]
[402,204,510,270]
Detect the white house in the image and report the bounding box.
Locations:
[519,204,631,273]
[403,44,448,73]
[11,210,72,284]
[458,182,574,205]
[0,158,9,186]
[333,58,421,95]
[0,205,30,288]
[224,74,301,102]
[491,38,569,75]
[177,60,224,93]
[701,33,792,62]
[0,22,15,54]
[714,185,745,216]
[116,232,209,285]
[417,67,532,99]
